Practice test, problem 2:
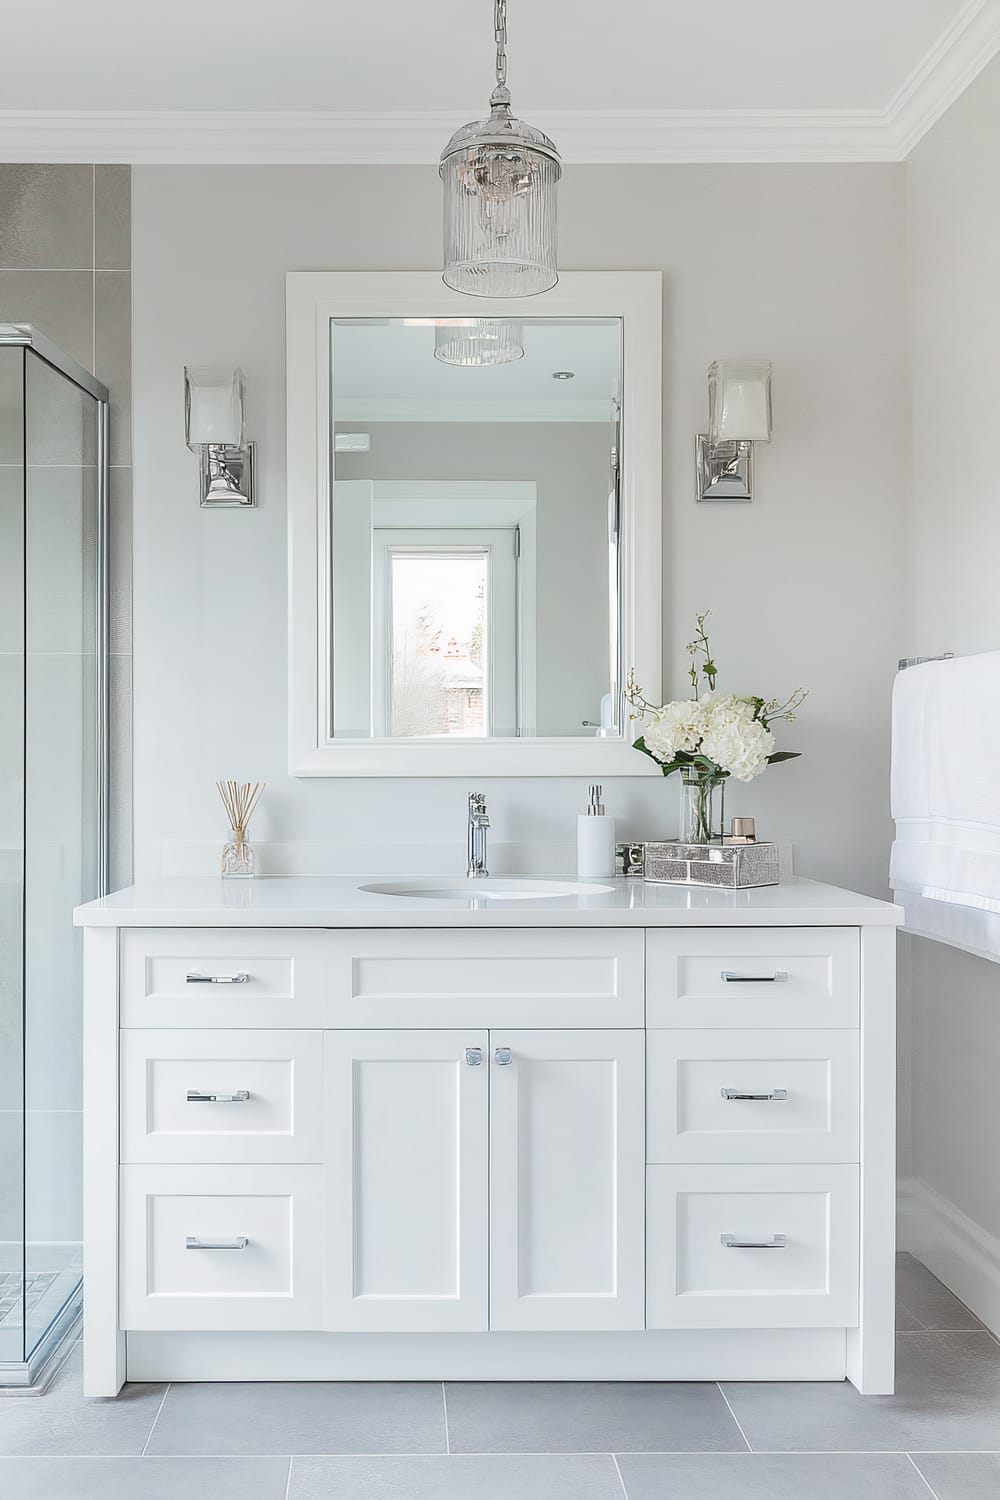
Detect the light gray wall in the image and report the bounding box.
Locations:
[906,54,1000,1241]
[336,421,613,737]
[131,163,908,887]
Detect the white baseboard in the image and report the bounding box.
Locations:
[898,1175,1000,1336]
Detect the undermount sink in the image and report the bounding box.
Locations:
[360,878,616,902]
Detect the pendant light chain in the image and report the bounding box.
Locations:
[495,0,507,92]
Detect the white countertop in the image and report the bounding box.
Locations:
[74,875,903,928]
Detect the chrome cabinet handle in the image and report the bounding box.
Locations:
[186,1089,251,1103]
[721,970,788,984]
[185,1235,249,1250]
[186,971,251,985]
[721,1233,787,1249]
[494,1046,513,1066]
[721,1087,788,1102]
[465,1047,483,1067]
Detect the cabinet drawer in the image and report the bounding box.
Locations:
[121,1030,324,1164]
[647,1164,859,1329]
[121,929,325,1028]
[647,1029,859,1164]
[325,930,644,1028]
[120,1165,323,1330]
[646,929,859,1028]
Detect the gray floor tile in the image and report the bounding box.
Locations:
[0,1349,165,1457]
[897,1300,926,1331]
[289,1454,624,1499]
[0,1456,289,1500]
[723,1333,1000,1452]
[145,1380,446,1456]
[617,1452,931,1498]
[911,1453,1000,1498]
[444,1381,746,1454]
[896,1253,984,1331]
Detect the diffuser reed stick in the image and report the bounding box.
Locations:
[217,780,265,878]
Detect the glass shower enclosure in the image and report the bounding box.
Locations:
[0,326,109,1390]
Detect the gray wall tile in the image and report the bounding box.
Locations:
[95,271,131,465]
[109,652,133,891]
[0,270,93,368]
[0,166,93,270]
[109,467,132,654]
[95,166,131,270]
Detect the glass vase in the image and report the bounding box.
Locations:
[678,766,725,844]
[221,829,255,878]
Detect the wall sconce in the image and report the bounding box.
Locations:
[184,365,256,508]
[696,359,772,503]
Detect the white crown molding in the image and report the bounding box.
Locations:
[0,2,998,165]
[887,0,1000,157]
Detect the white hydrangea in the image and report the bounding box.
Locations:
[698,693,775,782]
[642,698,707,764]
[641,690,774,781]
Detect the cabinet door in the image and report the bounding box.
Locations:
[489,1029,645,1331]
[324,1030,489,1332]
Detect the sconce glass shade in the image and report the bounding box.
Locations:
[433,319,525,366]
[184,365,246,450]
[439,100,561,299]
[708,360,773,446]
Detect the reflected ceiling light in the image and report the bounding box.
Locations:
[439,0,562,299]
[434,319,524,367]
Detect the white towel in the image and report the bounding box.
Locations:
[890,650,1000,961]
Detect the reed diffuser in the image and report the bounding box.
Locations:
[217,780,265,878]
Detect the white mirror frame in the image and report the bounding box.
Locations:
[286,270,662,776]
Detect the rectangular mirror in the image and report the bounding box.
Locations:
[287,273,661,776]
[331,316,621,741]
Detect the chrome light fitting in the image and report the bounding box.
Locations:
[696,359,773,503]
[184,365,255,508]
[433,318,524,365]
[439,0,562,298]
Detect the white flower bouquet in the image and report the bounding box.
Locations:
[627,613,807,841]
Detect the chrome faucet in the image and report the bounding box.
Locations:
[467,792,490,878]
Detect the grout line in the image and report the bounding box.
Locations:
[897,1299,928,1329]
[905,1453,942,1498]
[716,1382,753,1453]
[283,1455,293,1500]
[442,1381,450,1454]
[139,1382,169,1457]
[91,167,97,374]
[611,1453,630,1498]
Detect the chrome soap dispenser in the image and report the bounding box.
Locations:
[577,783,615,879]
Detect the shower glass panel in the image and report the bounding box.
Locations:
[0,330,108,1388]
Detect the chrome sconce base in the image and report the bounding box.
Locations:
[200,442,256,508]
[696,433,754,503]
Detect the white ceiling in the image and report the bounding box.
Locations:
[333,320,620,421]
[2,0,999,162]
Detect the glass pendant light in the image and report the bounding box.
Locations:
[439,0,562,298]
[433,318,525,366]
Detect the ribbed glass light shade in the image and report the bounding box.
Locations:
[440,102,561,298]
[433,319,524,366]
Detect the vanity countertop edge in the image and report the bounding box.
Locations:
[74,875,904,928]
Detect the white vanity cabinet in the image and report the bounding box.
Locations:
[77,876,900,1398]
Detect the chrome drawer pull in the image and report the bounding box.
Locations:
[465,1047,483,1067]
[185,1235,249,1250]
[721,1087,788,1102]
[494,1046,513,1066]
[186,971,251,985]
[721,970,788,984]
[721,1233,787,1249]
[186,1089,251,1103]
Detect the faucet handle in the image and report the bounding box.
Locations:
[469,791,487,811]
